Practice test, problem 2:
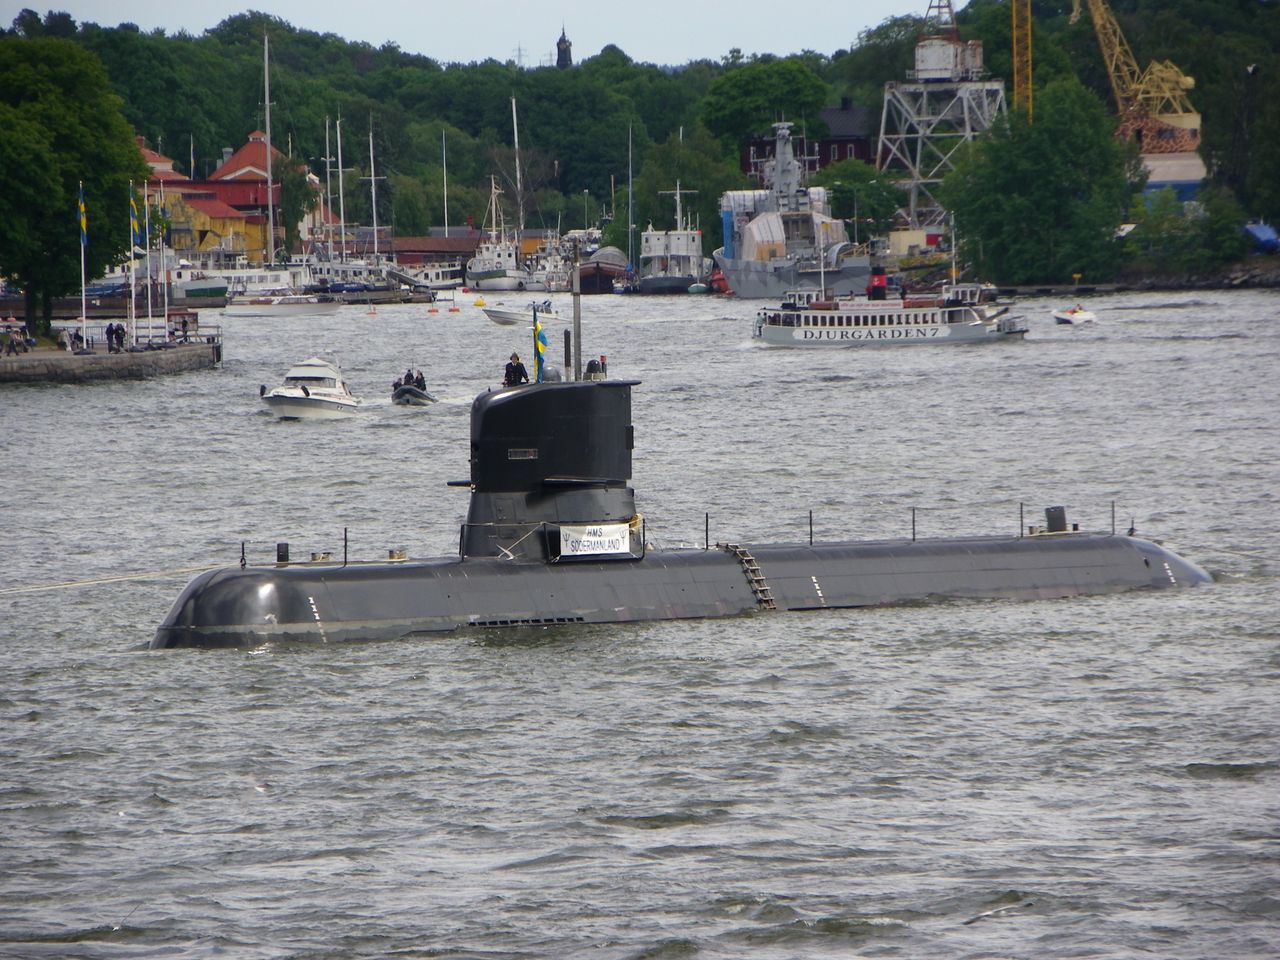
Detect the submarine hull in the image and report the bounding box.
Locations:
[152,533,1208,648]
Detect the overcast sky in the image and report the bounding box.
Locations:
[14,0,933,66]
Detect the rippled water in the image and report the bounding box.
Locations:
[2,290,1277,958]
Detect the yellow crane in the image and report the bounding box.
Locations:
[1070,0,1200,152]
[1012,0,1033,118]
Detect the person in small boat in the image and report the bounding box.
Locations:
[504,352,529,387]
[414,370,426,390]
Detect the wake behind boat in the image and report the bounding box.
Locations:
[754,279,1027,347]
[223,289,340,318]
[483,300,559,326]
[260,357,359,419]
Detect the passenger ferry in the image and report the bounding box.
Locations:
[754,280,1026,347]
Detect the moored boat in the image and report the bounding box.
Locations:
[713,122,870,299]
[222,289,340,318]
[578,246,629,294]
[260,357,359,419]
[466,178,535,291]
[637,183,711,295]
[754,278,1027,346]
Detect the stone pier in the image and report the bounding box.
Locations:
[0,341,223,384]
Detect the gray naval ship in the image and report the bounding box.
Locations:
[153,379,1209,648]
[713,121,871,299]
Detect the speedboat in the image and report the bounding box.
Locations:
[223,289,340,318]
[260,357,360,419]
[1053,305,1097,324]
[482,300,559,327]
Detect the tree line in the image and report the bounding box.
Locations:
[3,1,1279,326]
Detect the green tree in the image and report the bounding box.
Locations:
[1123,187,1197,273]
[278,161,317,256]
[1122,185,1248,278]
[939,77,1136,284]
[811,160,902,241]
[623,124,747,255]
[701,58,827,147]
[0,37,148,331]
[836,15,918,107]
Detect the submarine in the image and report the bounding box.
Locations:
[153,379,1210,648]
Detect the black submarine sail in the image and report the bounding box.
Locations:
[153,380,1209,648]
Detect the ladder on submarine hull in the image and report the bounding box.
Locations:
[719,543,777,610]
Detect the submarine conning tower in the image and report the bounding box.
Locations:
[458,380,644,563]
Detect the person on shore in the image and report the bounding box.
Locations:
[503,352,529,387]
[4,331,19,356]
[104,322,116,353]
[115,324,125,352]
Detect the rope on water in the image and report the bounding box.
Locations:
[0,565,219,596]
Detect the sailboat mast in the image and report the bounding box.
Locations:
[336,116,346,264]
[511,97,524,233]
[627,126,634,269]
[369,125,379,263]
[323,118,334,259]
[442,130,449,238]
[263,33,276,266]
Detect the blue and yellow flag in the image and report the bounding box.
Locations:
[129,183,142,248]
[77,183,87,247]
[534,315,548,382]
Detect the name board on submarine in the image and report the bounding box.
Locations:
[559,523,631,557]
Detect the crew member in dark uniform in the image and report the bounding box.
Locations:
[503,352,529,386]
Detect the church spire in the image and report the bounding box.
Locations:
[556,26,572,69]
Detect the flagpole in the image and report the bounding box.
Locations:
[144,182,153,344]
[129,181,137,335]
[160,181,169,335]
[78,181,87,350]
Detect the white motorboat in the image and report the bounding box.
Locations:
[223,290,340,318]
[1053,305,1097,324]
[260,357,360,419]
[482,300,559,326]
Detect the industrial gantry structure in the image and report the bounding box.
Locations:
[877,0,1007,229]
